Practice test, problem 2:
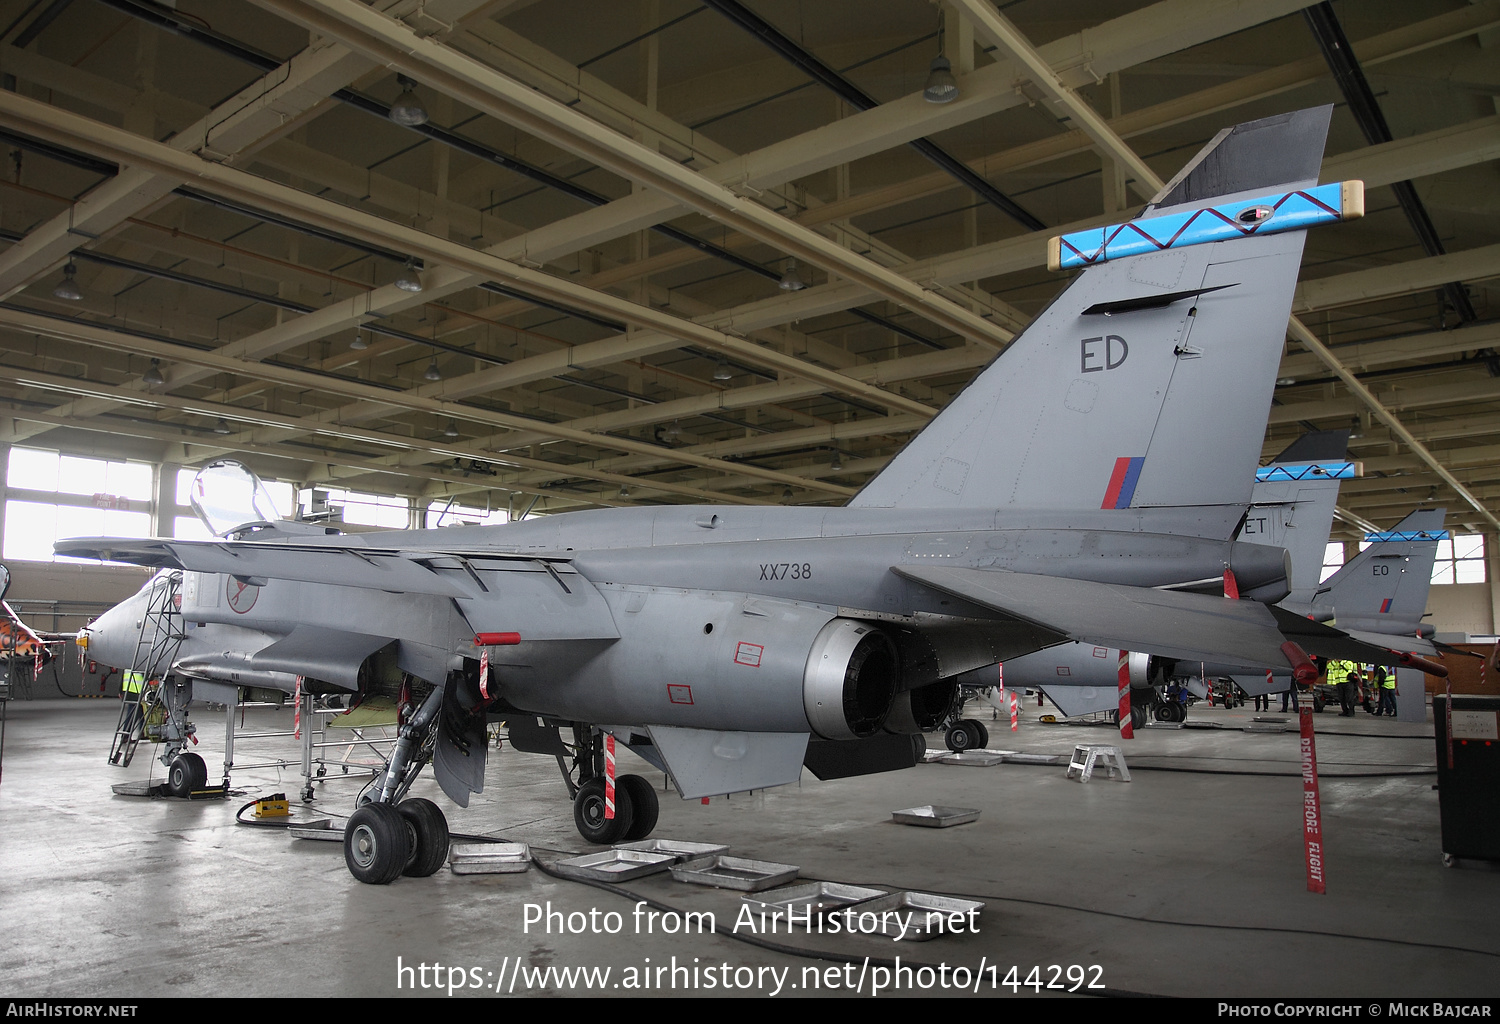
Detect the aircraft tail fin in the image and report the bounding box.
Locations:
[1316,508,1446,634]
[851,106,1351,527]
[1240,429,1352,598]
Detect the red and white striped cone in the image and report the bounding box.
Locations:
[1117,650,1134,739]
[604,733,616,820]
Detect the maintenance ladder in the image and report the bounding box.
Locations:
[108,573,185,767]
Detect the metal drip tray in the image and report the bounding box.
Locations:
[891,805,980,828]
[614,839,729,861]
[449,842,531,874]
[740,882,886,920]
[670,855,799,891]
[843,891,985,941]
[554,849,675,882]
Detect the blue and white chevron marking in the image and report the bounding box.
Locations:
[1255,461,1358,482]
[1048,181,1364,271]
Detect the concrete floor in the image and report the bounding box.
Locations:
[0,695,1495,999]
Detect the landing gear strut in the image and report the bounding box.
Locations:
[341,683,451,884]
[556,725,661,844]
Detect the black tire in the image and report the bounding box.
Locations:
[182,752,208,791]
[1130,705,1146,731]
[1313,696,1325,713]
[344,803,412,885]
[398,798,450,877]
[574,777,634,845]
[945,722,976,752]
[618,775,660,842]
[969,719,990,749]
[166,754,197,797]
[1154,703,1172,722]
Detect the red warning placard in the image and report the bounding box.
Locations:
[734,642,764,667]
[1299,707,1326,894]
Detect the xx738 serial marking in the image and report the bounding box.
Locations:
[759,562,812,581]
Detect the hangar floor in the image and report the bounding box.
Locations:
[0,697,1494,999]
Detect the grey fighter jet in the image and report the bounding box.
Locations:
[61,106,1394,884]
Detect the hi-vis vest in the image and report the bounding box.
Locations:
[1325,661,1354,685]
[122,670,145,695]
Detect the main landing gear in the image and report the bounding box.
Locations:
[944,718,990,752]
[341,683,452,884]
[343,798,451,885]
[558,724,660,845]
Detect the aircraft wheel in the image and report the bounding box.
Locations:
[344,803,412,885]
[1154,704,1172,722]
[945,721,977,752]
[165,754,202,797]
[1130,705,1146,731]
[182,752,208,791]
[618,775,659,841]
[574,777,634,845]
[968,719,990,749]
[398,798,450,877]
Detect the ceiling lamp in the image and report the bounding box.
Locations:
[213,418,232,435]
[618,485,629,499]
[142,358,164,386]
[443,420,459,438]
[829,449,843,472]
[52,261,82,301]
[350,330,369,350]
[778,259,805,292]
[423,356,442,382]
[394,258,424,293]
[713,354,733,381]
[663,420,681,440]
[923,56,958,104]
[388,75,429,127]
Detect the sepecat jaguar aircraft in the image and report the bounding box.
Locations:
[60,105,1415,884]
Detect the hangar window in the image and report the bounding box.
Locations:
[4,448,153,563]
[301,488,410,529]
[1319,542,1345,583]
[426,500,507,527]
[1430,535,1485,586]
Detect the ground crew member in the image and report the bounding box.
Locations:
[1376,665,1397,717]
[112,670,146,765]
[1326,659,1357,717]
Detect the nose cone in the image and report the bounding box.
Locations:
[81,599,139,672]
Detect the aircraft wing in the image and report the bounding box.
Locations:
[54,536,564,599]
[893,565,1291,666]
[54,536,620,642]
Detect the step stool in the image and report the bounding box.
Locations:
[1065,744,1131,782]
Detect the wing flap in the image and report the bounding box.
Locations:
[894,564,1290,665]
